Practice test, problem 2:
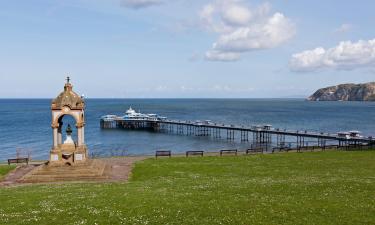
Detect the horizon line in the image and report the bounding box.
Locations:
[0,97,307,100]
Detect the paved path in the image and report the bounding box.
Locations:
[101,157,147,181]
[0,164,40,187]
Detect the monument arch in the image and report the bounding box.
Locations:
[49,77,88,165]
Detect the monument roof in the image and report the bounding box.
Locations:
[51,78,85,110]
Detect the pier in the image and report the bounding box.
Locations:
[100,117,375,151]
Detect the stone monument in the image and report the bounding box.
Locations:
[49,77,88,166]
[21,77,107,183]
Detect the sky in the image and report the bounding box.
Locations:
[0,0,375,98]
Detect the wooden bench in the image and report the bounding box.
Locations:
[246,147,263,154]
[8,157,29,165]
[186,151,204,157]
[298,145,315,151]
[325,145,339,149]
[361,143,374,150]
[220,149,237,156]
[346,144,363,150]
[155,150,171,158]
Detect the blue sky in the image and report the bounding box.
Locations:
[0,0,374,98]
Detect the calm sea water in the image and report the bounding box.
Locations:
[0,98,375,161]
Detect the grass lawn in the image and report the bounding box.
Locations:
[0,151,374,225]
[0,165,16,180]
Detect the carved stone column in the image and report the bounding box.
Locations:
[77,127,82,146]
[57,122,63,145]
[81,126,85,145]
[53,127,58,148]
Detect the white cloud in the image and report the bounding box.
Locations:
[201,1,295,62]
[333,23,352,34]
[221,4,252,26]
[205,50,241,61]
[213,13,295,52]
[290,39,375,72]
[120,0,163,9]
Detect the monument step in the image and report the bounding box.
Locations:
[31,170,105,176]
[21,159,107,183]
[22,173,108,179]
[33,167,104,175]
[20,176,110,183]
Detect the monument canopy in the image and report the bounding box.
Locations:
[51,77,84,110]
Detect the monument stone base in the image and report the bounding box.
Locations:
[49,144,88,166]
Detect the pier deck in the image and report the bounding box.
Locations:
[100,118,374,150]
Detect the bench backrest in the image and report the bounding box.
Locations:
[220,149,237,155]
[186,151,204,156]
[247,147,263,152]
[155,151,171,157]
[8,158,29,165]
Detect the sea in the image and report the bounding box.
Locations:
[1,98,375,161]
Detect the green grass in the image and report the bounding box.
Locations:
[0,151,374,225]
[0,165,16,180]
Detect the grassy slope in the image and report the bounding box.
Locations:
[0,151,374,225]
[0,165,16,180]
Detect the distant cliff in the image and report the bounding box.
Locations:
[308,82,375,101]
